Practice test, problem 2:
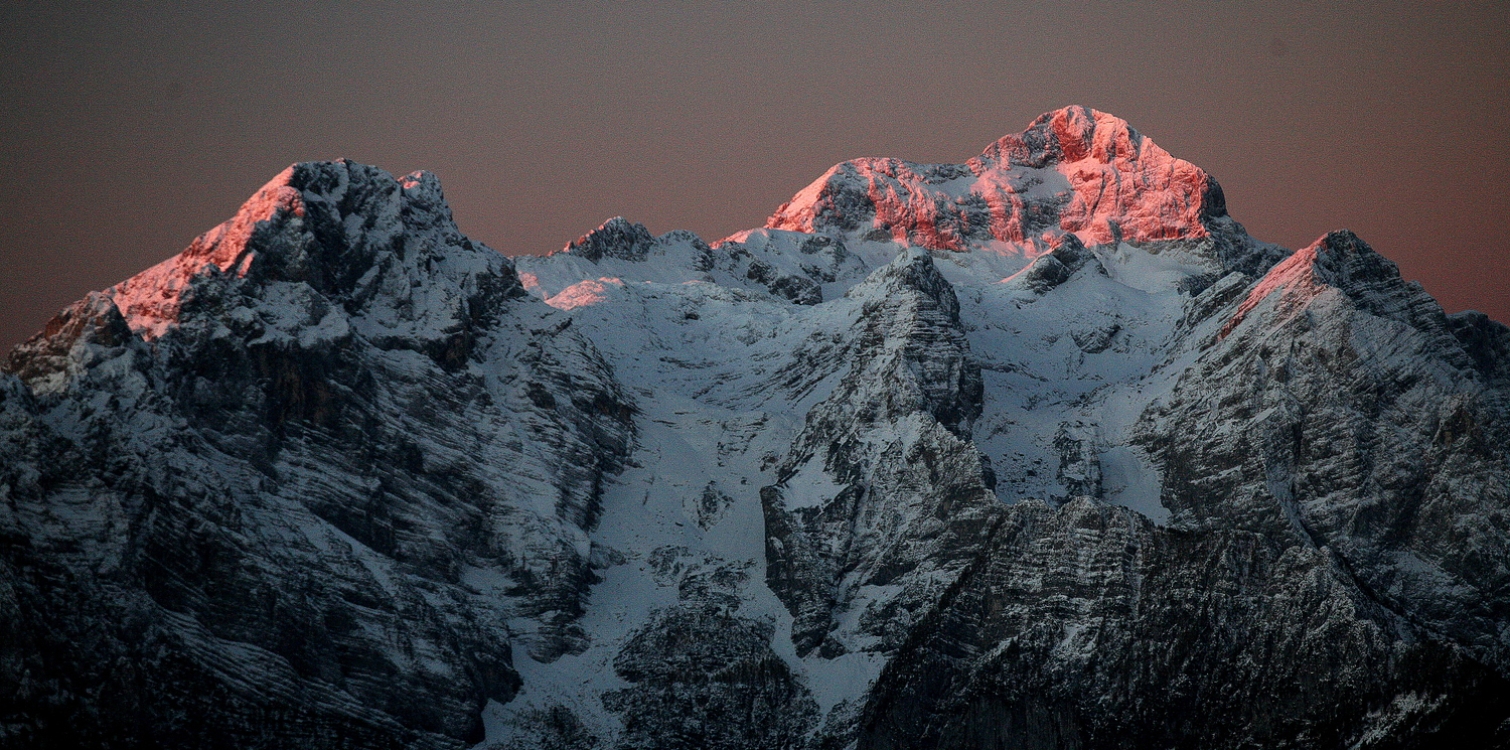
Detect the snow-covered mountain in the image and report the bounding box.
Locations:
[4,106,1508,749]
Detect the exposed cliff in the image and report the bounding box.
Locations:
[4,108,1507,750]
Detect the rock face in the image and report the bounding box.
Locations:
[765,106,1269,272]
[4,107,1509,749]
[1,161,634,748]
[761,248,999,662]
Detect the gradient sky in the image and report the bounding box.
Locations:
[3,2,1507,350]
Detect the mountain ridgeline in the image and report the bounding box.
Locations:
[4,106,1508,749]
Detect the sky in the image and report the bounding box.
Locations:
[2,2,1507,350]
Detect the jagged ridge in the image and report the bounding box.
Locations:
[4,108,1509,750]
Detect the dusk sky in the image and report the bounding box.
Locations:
[3,2,1507,350]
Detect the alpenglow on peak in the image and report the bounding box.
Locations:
[4,107,1508,749]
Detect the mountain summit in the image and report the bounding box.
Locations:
[4,109,1509,749]
[770,106,1229,250]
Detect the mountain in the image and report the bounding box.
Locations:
[3,106,1508,749]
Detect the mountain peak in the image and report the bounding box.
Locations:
[977,105,1143,167]
[556,216,657,262]
[105,160,510,344]
[847,247,962,323]
[767,105,1228,252]
[1219,229,1443,340]
[105,164,308,340]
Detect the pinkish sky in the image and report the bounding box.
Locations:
[2,2,1506,350]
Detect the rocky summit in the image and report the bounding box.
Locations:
[3,106,1508,749]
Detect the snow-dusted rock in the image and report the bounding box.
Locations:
[1,161,634,748]
[762,248,999,662]
[4,108,1508,750]
[1137,229,1510,673]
